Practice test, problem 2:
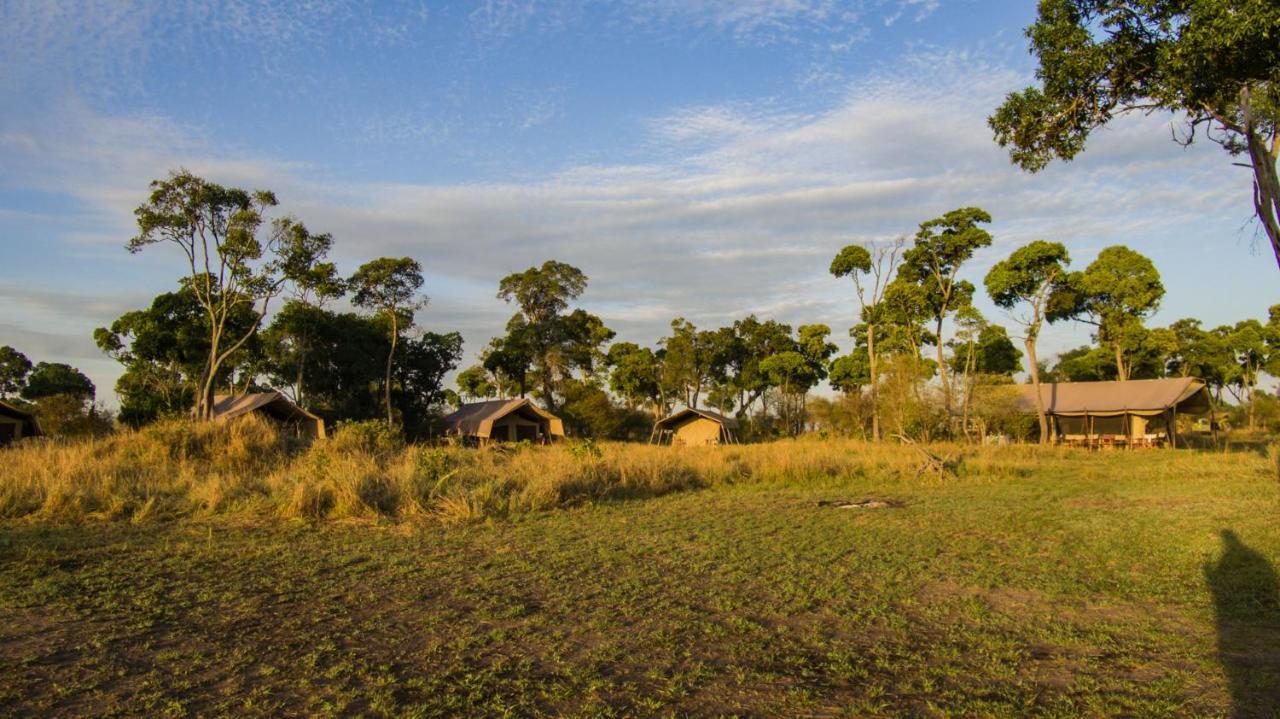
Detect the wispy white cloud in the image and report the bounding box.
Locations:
[1,46,1267,402]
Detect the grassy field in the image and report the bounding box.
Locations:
[1,432,1278,717]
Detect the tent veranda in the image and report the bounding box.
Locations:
[1017,377,1212,447]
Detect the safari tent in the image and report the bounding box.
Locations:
[0,400,42,445]
[1017,377,1211,447]
[442,399,564,444]
[651,407,739,446]
[211,392,326,439]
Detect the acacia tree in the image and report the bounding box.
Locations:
[829,237,903,440]
[130,172,283,419]
[984,240,1072,442]
[496,261,591,411]
[990,0,1280,269]
[1058,246,1164,380]
[349,257,425,424]
[899,207,993,414]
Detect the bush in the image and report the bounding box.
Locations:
[330,419,404,456]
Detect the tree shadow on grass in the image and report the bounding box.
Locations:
[1205,530,1280,719]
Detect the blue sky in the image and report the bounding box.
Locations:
[1,0,1274,404]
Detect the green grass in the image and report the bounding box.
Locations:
[1,447,1277,717]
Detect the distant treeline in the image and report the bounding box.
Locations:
[2,172,1278,442]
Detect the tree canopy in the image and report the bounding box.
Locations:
[990,0,1280,268]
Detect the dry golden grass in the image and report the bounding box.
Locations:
[0,416,1262,525]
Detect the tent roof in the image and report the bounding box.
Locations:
[655,406,739,430]
[0,399,43,436]
[1017,377,1211,417]
[212,392,322,424]
[442,399,564,438]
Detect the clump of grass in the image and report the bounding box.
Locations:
[1267,443,1280,485]
[4,419,1259,525]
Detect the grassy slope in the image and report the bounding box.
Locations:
[0,448,1277,718]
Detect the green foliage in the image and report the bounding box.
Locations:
[128,171,308,419]
[0,345,32,398]
[606,342,661,411]
[97,279,260,425]
[21,362,94,402]
[330,419,405,456]
[829,244,872,278]
[984,240,1071,319]
[349,257,425,317]
[1053,246,1165,379]
[492,260,609,410]
[567,438,604,461]
[828,349,871,393]
[455,365,495,400]
[952,324,1023,377]
[348,257,426,424]
[990,0,1280,266]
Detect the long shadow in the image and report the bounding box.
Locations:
[1205,530,1280,718]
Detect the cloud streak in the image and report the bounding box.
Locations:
[0,47,1266,405]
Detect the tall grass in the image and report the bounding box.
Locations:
[0,416,1259,524]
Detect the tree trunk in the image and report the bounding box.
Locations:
[1025,337,1049,444]
[1113,342,1128,382]
[935,317,950,414]
[1242,94,1280,271]
[384,312,398,425]
[867,324,880,441]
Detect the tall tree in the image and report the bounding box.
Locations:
[984,240,1072,442]
[130,171,302,420]
[1057,246,1165,380]
[496,260,590,411]
[989,0,1280,269]
[270,218,344,407]
[456,365,496,401]
[0,346,32,399]
[349,257,425,424]
[899,207,993,412]
[606,342,662,413]
[829,237,903,440]
[660,318,725,409]
[727,315,794,418]
[1222,319,1277,431]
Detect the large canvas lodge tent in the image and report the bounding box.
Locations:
[1017,377,1212,447]
[211,392,326,439]
[650,407,739,446]
[0,400,42,445]
[442,399,565,444]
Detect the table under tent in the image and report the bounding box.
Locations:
[1018,377,1212,448]
[650,407,739,446]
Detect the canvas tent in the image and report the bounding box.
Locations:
[1017,377,1211,447]
[651,407,739,446]
[442,399,564,444]
[211,392,326,439]
[0,400,42,445]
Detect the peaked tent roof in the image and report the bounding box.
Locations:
[655,406,740,429]
[1016,377,1211,417]
[442,399,565,438]
[212,392,324,425]
[0,399,43,437]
